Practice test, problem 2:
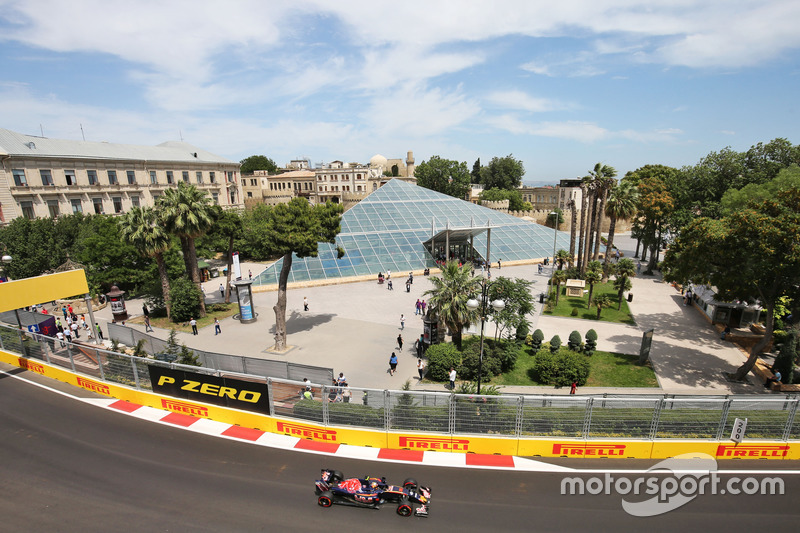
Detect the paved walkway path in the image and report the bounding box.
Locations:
[92,234,769,396]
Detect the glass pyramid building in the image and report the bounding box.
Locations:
[253,178,570,286]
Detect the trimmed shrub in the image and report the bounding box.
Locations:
[531,349,559,384]
[550,335,561,353]
[169,278,202,323]
[425,343,461,382]
[530,329,545,351]
[568,331,582,351]
[515,322,530,342]
[571,307,579,316]
[531,348,590,387]
[585,329,598,356]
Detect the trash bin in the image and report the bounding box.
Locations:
[627,293,633,302]
[539,293,545,304]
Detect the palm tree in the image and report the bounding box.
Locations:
[586,163,618,261]
[594,294,614,319]
[576,178,590,272]
[555,249,571,270]
[567,198,577,266]
[613,258,636,310]
[584,261,603,309]
[423,261,480,349]
[602,181,639,280]
[551,269,568,305]
[158,182,216,316]
[119,207,173,318]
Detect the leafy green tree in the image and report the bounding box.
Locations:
[158,182,217,316]
[177,344,201,366]
[773,327,797,385]
[203,206,244,303]
[471,158,482,183]
[486,276,534,339]
[662,188,800,381]
[168,278,202,323]
[414,156,472,199]
[594,294,613,319]
[163,329,180,361]
[0,217,57,279]
[240,155,278,175]
[244,198,343,350]
[424,342,462,381]
[584,264,602,309]
[119,207,173,318]
[720,165,800,214]
[424,261,480,349]
[479,155,524,190]
[479,187,531,211]
[603,180,638,279]
[613,258,636,310]
[637,175,674,272]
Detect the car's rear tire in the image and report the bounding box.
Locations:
[318,491,333,508]
[403,478,418,490]
[331,470,344,483]
[397,503,412,517]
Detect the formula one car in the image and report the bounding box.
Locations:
[315,469,431,517]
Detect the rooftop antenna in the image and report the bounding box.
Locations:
[40,124,44,136]
[80,124,86,141]
[179,130,184,142]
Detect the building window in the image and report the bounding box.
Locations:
[92,198,104,214]
[230,190,236,204]
[152,194,160,203]
[226,171,235,183]
[131,196,140,208]
[251,179,257,186]
[182,171,189,182]
[196,171,203,184]
[65,170,77,186]
[113,197,123,213]
[247,191,253,198]
[357,185,362,191]
[12,169,27,186]
[70,199,83,214]
[127,170,136,184]
[108,170,118,185]
[40,169,54,186]
[21,201,34,219]
[88,170,98,185]
[212,192,219,205]
[47,200,59,218]
[150,171,157,184]
[209,171,216,183]
[166,171,174,184]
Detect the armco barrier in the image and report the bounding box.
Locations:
[2,325,800,460]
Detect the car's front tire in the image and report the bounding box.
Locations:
[403,478,418,490]
[318,491,333,508]
[397,503,412,517]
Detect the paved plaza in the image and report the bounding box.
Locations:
[100,233,771,396]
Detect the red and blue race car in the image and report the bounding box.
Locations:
[315,469,431,517]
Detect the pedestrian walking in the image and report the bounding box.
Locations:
[387,279,393,290]
[389,352,398,376]
[448,367,456,390]
[214,318,221,335]
[400,314,405,330]
[62,305,68,319]
[387,270,391,280]
[417,334,424,358]
[421,300,426,315]
[67,304,73,316]
[219,283,225,298]
[498,258,501,269]
[417,359,425,380]
[142,304,150,317]
[64,328,72,343]
[248,269,252,280]
[56,330,65,347]
[637,261,642,274]
[303,296,309,311]
[144,315,153,333]
[397,334,403,351]
[570,381,577,395]
[190,317,198,335]
[406,281,411,292]
[415,299,421,315]
[96,323,104,340]
[71,321,80,339]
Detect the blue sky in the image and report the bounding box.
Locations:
[1,0,799,182]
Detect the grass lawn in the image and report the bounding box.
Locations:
[543,281,635,325]
[128,303,239,333]
[490,348,658,388]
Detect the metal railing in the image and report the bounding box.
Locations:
[106,322,332,384]
[2,323,799,441]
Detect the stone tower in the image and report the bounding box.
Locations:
[406,151,415,178]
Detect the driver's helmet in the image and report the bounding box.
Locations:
[370,480,379,489]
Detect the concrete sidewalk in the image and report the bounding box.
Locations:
[91,234,770,396]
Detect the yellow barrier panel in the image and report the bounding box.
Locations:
[2,349,797,460]
[0,270,90,312]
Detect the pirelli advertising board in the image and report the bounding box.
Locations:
[149,366,270,414]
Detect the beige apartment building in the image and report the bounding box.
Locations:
[242,169,315,207]
[0,128,242,223]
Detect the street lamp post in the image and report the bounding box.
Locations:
[466,279,506,394]
[549,211,558,300]
[0,245,23,330]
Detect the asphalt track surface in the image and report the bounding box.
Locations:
[2,371,800,532]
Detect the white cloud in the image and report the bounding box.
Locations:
[485,90,570,113]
